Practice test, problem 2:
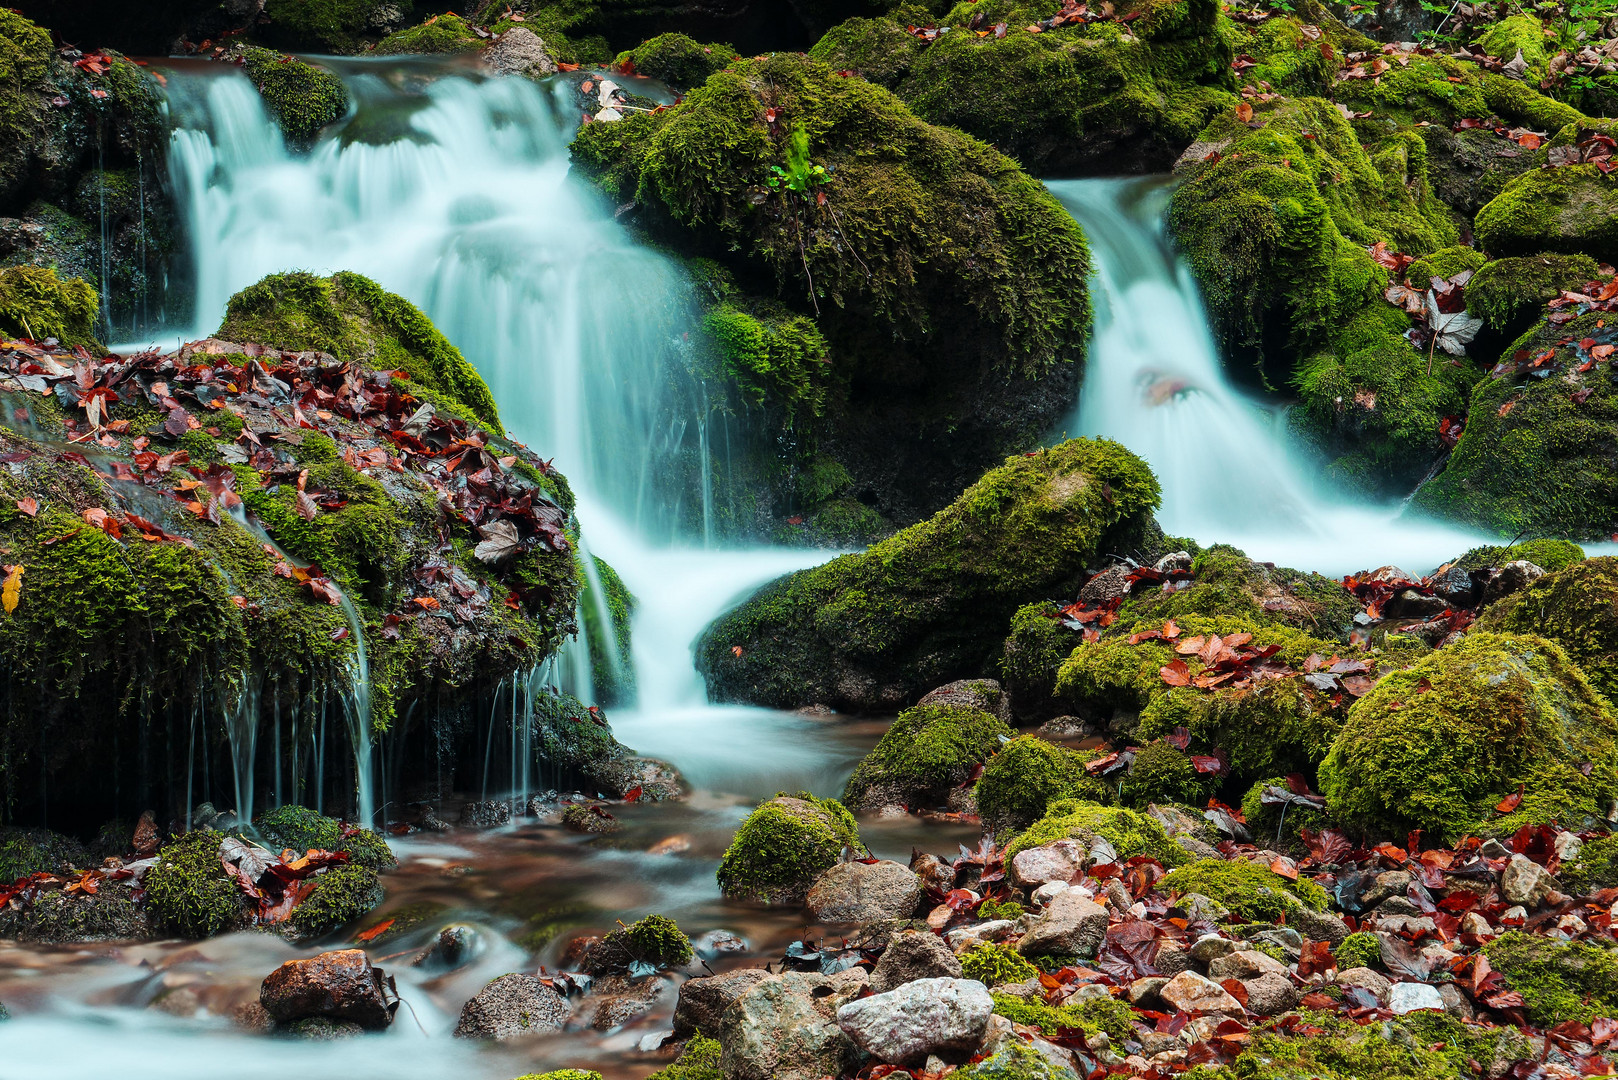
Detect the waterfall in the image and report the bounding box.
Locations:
[1051,178,1483,576]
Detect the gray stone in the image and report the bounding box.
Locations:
[1128,977,1168,1006]
[807,860,923,923]
[1387,982,1445,1014]
[1481,560,1545,604]
[1188,934,1238,964]
[673,968,771,1038]
[1154,940,1194,976]
[1010,841,1085,888]
[870,930,963,994]
[1359,870,1411,908]
[1290,906,1351,946]
[459,800,511,828]
[1249,928,1304,962]
[481,27,558,78]
[453,973,569,1040]
[917,679,1012,723]
[1104,879,1133,912]
[836,977,993,1066]
[1502,855,1556,909]
[1208,950,1288,981]
[946,919,1019,951]
[719,972,864,1080]
[1242,971,1297,1017]
[1031,881,1071,908]
[582,974,671,1030]
[1427,565,1477,607]
[1377,915,1437,936]
[1334,967,1391,1004]
[1438,982,1475,1021]
[1017,891,1109,958]
[910,851,956,893]
[1157,971,1243,1015]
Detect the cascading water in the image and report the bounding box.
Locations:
[1051,177,1485,575]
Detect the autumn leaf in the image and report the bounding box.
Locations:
[1,564,21,615]
[1160,659,1191,687]
[14,497,37,517]
[1235,101,1254,122]
[355,917,394,943]
[1496,783,1524,813]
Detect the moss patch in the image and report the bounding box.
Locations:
[960,941,1039,986]
[0,266,99,349]
[842,703,1012,811]
[715,792,863,904]
[976,737,1113,833]
[1478,556,1618,702]
[1006,798,1187,867]
[241,47,349,146]
[144,831,245,939]
[1157,857,1328,920]
[644,1036,722,1080]
[1484,930,1618,1026]
[616,33,738,89]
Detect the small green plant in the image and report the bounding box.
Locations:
[766,124,829,198]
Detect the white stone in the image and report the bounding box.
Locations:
[835,977,993,1066]
[1387,982,1444,1014]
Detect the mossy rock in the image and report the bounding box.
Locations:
[812,0,1235,175]
[953,1039,1077,1080]
[1561,834,1618,895]
[644,1036,722,1080]
[216,270,501,431]
[585,913,693,972]
[0,826,91,882]
[1124,544,1361,638]
[975,736,1113,833]
[842,703,1012,812]
[615,33,738,89]
[513,1072,603,1080]
[144,830,247,939]
[696,439,1160,711]
[1484,930,1618,1026]
[1333,930,1382,972]
[0,265,99,350]
[1157,857,1328,920]
[1240,775,1328,853]
[990,990,1135,1044]
[1123,739,1216,809]
[290,864,384,937]
[254,805,396,870]
[960,941,1039,986]
[1319,632,1618,842]
[1412,312,1618,539]
[700,296,833,424]
[715,792,863,904]
[376,12,484,54]
[1475,162,1618,261]
[240,47,350,146]
[532,689,643,796]
[1467,253,1601,332]
[1404,245,1488,292]
[1455,539,1586,574]
[579,555,635,706]
[1478,556,1618,702]
[260,0,419,53]
[1006,798,1188,871]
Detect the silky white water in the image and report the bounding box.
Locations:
[1052,177,1487,577]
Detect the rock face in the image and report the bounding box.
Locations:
[695,439,1161,711]
[259,950,398,1030]
[806,860,923,923]
[1017,891,1109,958]
[482,27,558,78]
[835,977,994,1066]
[452,973,570,1040]
[718,971,865,1080]
[673,968,772,1038]
[869,930,964,994]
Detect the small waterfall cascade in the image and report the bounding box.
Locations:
[1051,178,1482,575]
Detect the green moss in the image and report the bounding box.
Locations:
[961,941,1039,987]
[596,913,693,968]
[954,1039,1075,1080]
[644,1037,722,1080]
[702,299,832,422]
[241,47,349,145]
[715,792,863,904]
[806,17,924,88]
[1123,738,1215,809]
[376,12,482,54]
[254,805,396,870]
[1561,834,1618,895]
[1467,254,1600,331]
[1157,857,1327,920]
[1006,798,1187,869]
[0,827,89,882]
[580,555,635,705]
[1000,602,1081,718]
[976,899,1025,921]
[699,440,1159,710]
[1485,930,1618,1026]
[1475,16,1552,82]
[1319,632,1618,842]
[144,831,245,939]
[843,703,1012,811]
[260,0,414,53]
[512,1072,603,1080]
[616,33,738,89]
[0,266,100,349]
[1240,776,1328,852]
[1459,539,1587,573]
[1404,245,1488,292]
[990,990,1134,1044]
[1334,931,1383,972]
[290,864,382,936]
[1476,163,1618,260]
[216,270,501,431]
[976,738,1112,832]
[1477,556,1617,703]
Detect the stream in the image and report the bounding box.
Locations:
[0,53,1512,1078]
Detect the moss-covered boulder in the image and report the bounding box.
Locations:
[144,830,248,938]
[582,912,693,972]
[975,735,1112,833]
[1006,798,1187,866]
[811,0,1234,175]
[1484,930,1618,1026]
[254,805,396,870]
[572,52,1093,526]
[715,792,862,904]
[1411,309,1618,538]
[1455,539,1586,574]
[376,12,484,54]
[1466,253,1601,333]
[696,439,1158,711]
[289,863,383,937]
[1319,632,1618,841]
[215,270,502,432]
[258,0,418,53]
[615,32,738,89]
[1475,162,1618,261]
[0,265,99,349]
[0,826,92,881]
[580,556,635,706]
[1479,556,1618,702]
[240,47,350,146]
[842,703,1011,812]
[1156,856,1328,920]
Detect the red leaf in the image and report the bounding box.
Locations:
[1496,784,1524,813]
[1160,659,1191,687]
[355,917,394,943]
[14,497,36,516]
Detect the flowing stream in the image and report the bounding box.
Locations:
[0,57,1538,1080]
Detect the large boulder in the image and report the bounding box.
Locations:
[1475,161,1618,261]
[805,860,922,923]
[696,439,1161,711]
[835,977,993,1066]
[841,703,1011,812]
[571,52,1094,530]
[716,793,863,904]
[1319,632,1618,840]
[1479,557,1618,701]
[260,950,399,1030]
[673,968,772,1038]
[453,973,570,1040]
[717,971,865,1080]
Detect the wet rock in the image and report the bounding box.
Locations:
[233,1001,275,1033]
[1480,560,1546,604]
[673,968,772,1038]
[1079,563,1132,605]
[481,27,558,79]
[1502,854,1556,908]
[1009,840,1084,888]
[945,919,1018,951]
[1241,972,1296,1017]
[718,971,864,1080]
[413,924,481,969]
[283,1016,364,1039]
[1157,971,1243,1015]
[581,974,672,1030]
[1335,967,1392,1003]
[459,800,511,828]
[870,930,963,993]
[1388,982,1445,1014]
[1128,977,1168,1006]
[1427,565,1478,607]
[260,950,398,1031]
[835,977,993,1066]
[1035,715,1090,739]
[1389,589,1449,619]
[692,929,748,960]
[132,810,160,858]
[562,803,623,834]
[150,985,204,1018]
[806,861,922,923]
[453,973,569,1040]
[1358,870,1411,908]
[1017,891,1108,958]
[916,679,1013,723]
[1207,950,1287,981]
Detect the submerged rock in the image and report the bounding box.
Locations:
[453,973,570,1040]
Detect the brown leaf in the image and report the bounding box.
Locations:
[1235,101,1254,123]
[15,497,37,516]
[1495,783,1524,813]
[1160,659,1191,687]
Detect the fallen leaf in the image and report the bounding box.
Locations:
[14,497,36,516]
[1,564,20,615]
